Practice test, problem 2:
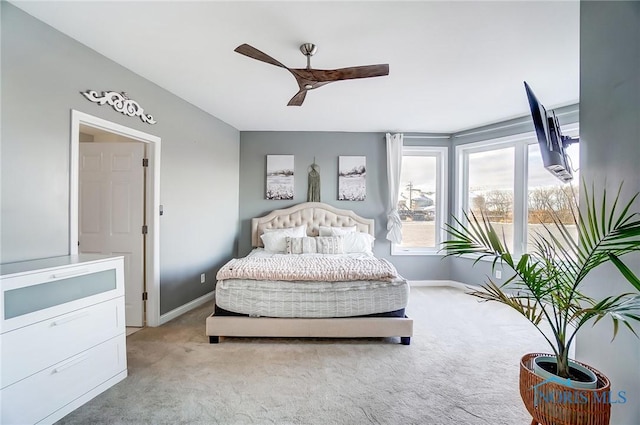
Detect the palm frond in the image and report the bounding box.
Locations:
[443,180,640,373]
[609,253,640,292]
[579,294,640,341]
[442,211,513,262]
[468,282,559,352]
[573,184,640,286]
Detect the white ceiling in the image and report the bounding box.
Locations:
[11,0,580,133]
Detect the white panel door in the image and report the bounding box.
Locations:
[79,142,145,327]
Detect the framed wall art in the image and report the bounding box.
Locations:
[338,155,366,201]
[266,155,294,200]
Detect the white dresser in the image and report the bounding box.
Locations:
[0,255,128,425]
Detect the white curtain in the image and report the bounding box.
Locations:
[386,133,403,243]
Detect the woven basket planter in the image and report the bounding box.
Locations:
[520,353,611,425]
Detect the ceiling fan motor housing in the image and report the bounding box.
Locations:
[300,43,317,57]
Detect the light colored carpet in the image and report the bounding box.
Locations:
[56,286,550,425]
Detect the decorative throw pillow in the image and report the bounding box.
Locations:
[318,225,357,236]
[342,232,375,254]
[316,236,345,254]
[261,225,307,253]
[286,236,318,254]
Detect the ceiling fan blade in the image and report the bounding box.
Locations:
[234,44,287,69]
[310,64,389,82]
[235,43,389,106]
[287,90,307,106]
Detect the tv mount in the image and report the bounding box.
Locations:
[560,134,579,147]
[547,110,579,148]
[525,81,578,183]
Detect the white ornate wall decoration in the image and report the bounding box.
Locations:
[81,90,157,124]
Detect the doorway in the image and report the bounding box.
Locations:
[79,138,146,327]
[70,110,161,327]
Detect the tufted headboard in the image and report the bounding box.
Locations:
[251,202,375,248]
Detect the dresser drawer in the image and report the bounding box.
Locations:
[1,298,124,389]
[1,335,126,425]
[1,256,124,333]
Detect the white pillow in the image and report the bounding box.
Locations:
[263,225,307,236]
[342,232,375,254]
[261,225,307,253]
[318,225,357,236]
[260,232,287,253]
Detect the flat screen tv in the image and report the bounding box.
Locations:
[524,81,578,183]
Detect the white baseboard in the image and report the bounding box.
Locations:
[409,280,474,291]
[159,291,215,325]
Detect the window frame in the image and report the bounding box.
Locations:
[454,123,579,258]
[391,145,448,256]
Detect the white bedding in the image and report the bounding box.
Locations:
[215,249,410,318]
[216,249,398,282]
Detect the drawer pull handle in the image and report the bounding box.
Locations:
[52,312,90,326]
[51,268,90,279]
[53,354,91,374]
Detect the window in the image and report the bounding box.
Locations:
[456,124,579,257]
[467,146,515,252]
[392,146,447,255]
[527,143,579,253]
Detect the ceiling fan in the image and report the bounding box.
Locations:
[234,43,389,106]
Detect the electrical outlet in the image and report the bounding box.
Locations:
[495,270,502,279]
[200,273,206,284]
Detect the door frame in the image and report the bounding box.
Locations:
[70,110,162,327]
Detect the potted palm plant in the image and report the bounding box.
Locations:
[442,182,640,425]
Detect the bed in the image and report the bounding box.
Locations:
[205,202,413,345]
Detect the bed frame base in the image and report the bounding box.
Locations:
[206,314,413,345]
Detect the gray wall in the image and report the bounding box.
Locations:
[576,2,640,424]
[1,3,240,314]
[239,131,452,280]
